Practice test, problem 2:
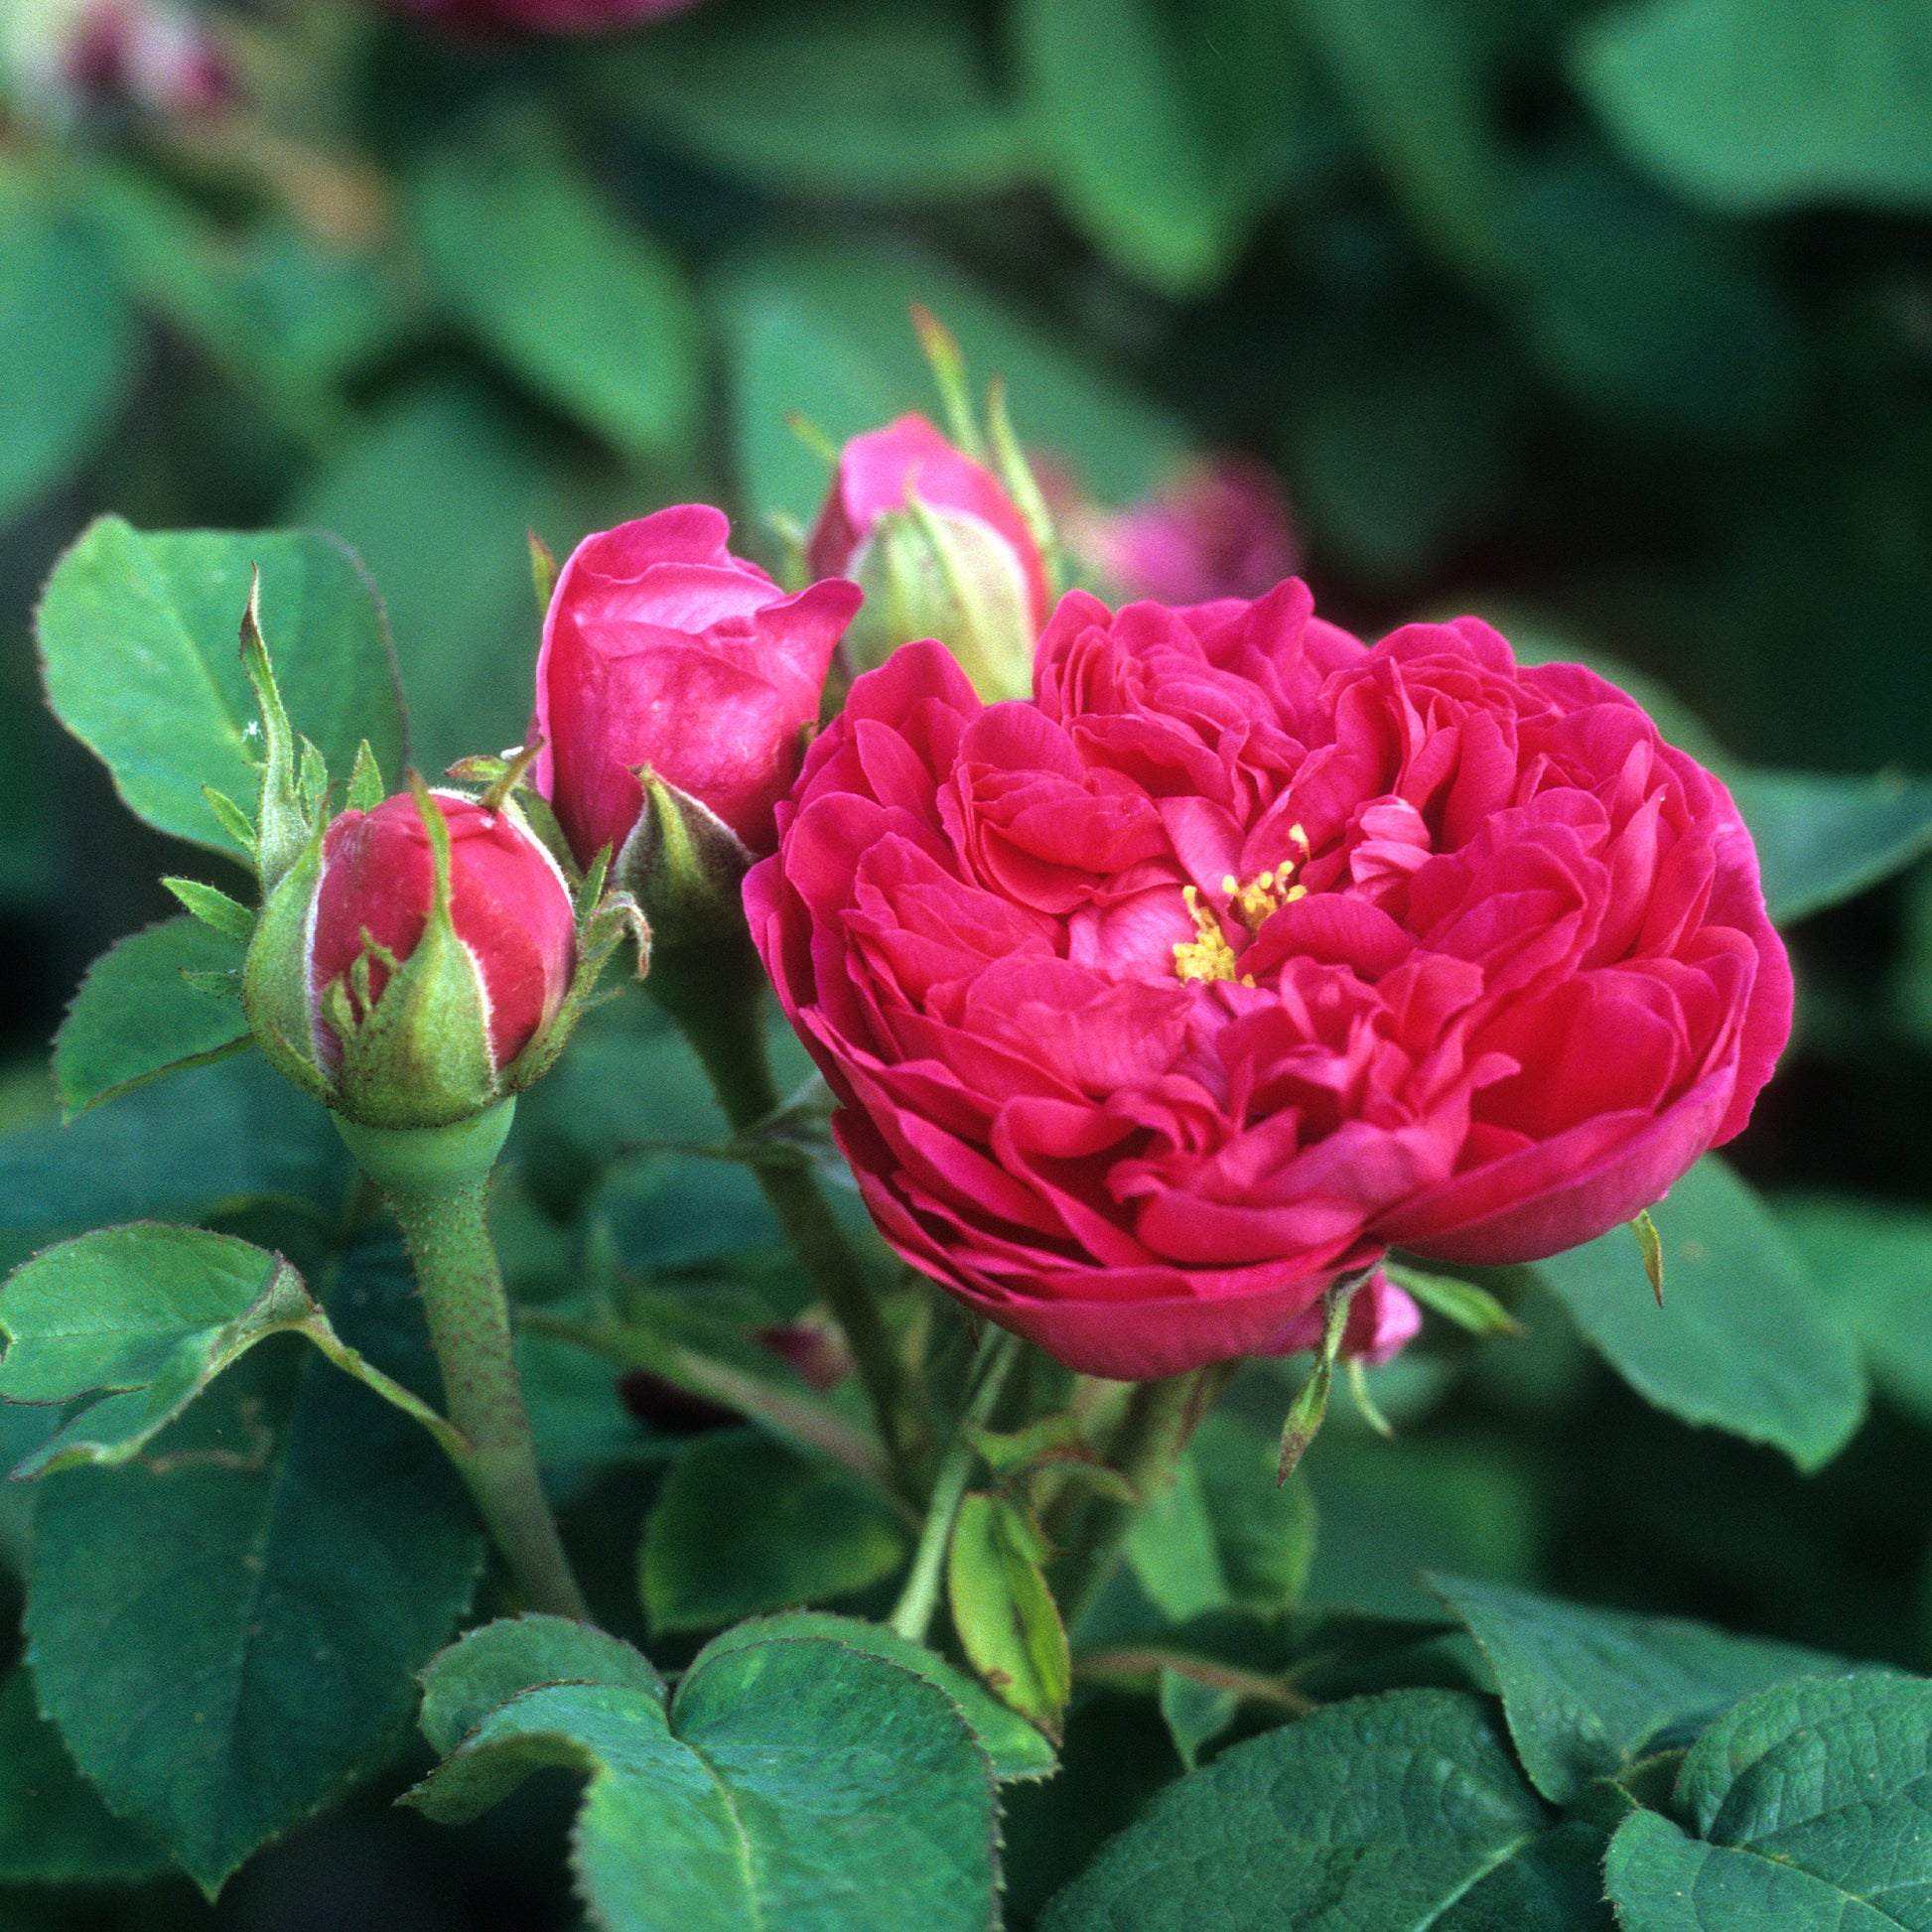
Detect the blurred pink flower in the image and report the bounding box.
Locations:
[1073,456,1302,608]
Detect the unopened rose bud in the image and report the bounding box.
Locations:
[808,414,1049,702]
[244,783,577,1130]
[530,504,860,946]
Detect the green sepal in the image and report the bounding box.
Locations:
[163,877,256,943]
[986,374,1064,600]
[1382,1257,1526,1339]
[201,785,257,857]
[240,813,331,1104]
[345,739,384,813]
[528,529,558,615]
[845,497,1036,703]
[326,778,498,1129]
[500,882,648,1098]
[237,569,309,896]
[1276,1266,1373,1481]
[910,304,986,459]
[617,768,754,951]
[1632,1207,1665,1306]
[297,737,330,820]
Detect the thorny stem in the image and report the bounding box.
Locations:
[335,1105,592,1624]
[888,1326,1025,1643]
[647,943,925,1492]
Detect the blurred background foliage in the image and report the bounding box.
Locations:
[2,0,1932,1924]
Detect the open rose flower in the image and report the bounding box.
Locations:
[745,587,1791,1380]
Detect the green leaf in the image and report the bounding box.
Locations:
[717,239,1188,533]
[24,1233,482,1893]
[291,377,570,782]
[1505,145,1801,442]
[1776,1191,1932,1427]
[1434,1820,1617,1932]
[639,1434,907,1634]
[0,1056,352,1249]
[1429,1573,1841,1805]
[1016,0,1312,296]
[593,0,1025,200]
[1605,1673,1932,1926]
[1532,1155,1866,1471]
[1039,1688,1550,1931]
[0,178,135,525]
[692,1611,1057,1781]
[1290,0,1513,287]
[0,1665,168,1885]
[77,164,406,435]
[948,1491,1071,1739]
[1126,1412,1317,1623]
[1575,0,1932,214]
[411,109,702,467]
[407,1621,1001,1932]
[1728,769,1932,925]
[1156,1669,1239,1772]
[53,918,251,1120]
[36,517,403,860]
[419,1615,666,1757]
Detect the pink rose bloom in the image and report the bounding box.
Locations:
[311,789,576,1076]
[532,505,862,868]
[387,0,698,33]
[807,413,1051,634]
[1073,456,1302,608]
[745,587,1791,1381]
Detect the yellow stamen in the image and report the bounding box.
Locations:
[1173,840,1313,986]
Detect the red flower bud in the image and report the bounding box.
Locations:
[245,785,577,1130]
[807,414,1051,700]
[311,790,575,1078]
[532,505,861,869]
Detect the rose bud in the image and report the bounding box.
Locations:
[746,590,1791,1382]
[807,413,1051,703]
[1070,455,1302,608]
[531,507,860,955]
[244,783,578,1131]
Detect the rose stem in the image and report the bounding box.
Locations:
[336,1104,592,1623]
[888,1326,1025,1644]
[1056,1362,1237,1631]
[647,943,926,1491]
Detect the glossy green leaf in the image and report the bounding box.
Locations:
[949,1491,1071,1738]
[1532,1156,1866,1471]
[407,1621,1001,1932]
[1606,1672,1932,1926]
[1039,1689,1549,1931]
[1016,0,1311,296]
[1728,769,1932,925]
[639,1434,907,1634]
[595,0,1024,200]
[36,518,403,860]
[25,1234,482,1893]
[1777,1191,1932,1426]
[1575,0,1932,213]
[0,1666,167,1886]
[412,110,702,466]
[0,179,135,525]
[718,239,1188,533]
[693,1611,1056,1781]
[53,917,250,1120]
[1429,1573,1839,1804]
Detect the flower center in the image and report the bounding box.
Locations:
[1172,827,1311,986]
